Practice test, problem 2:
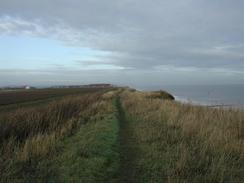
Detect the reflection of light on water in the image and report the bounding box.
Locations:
[174,96,190,103]
[174,95,244,110]
[175,95,225,106]
[174,95,208,105]
[138,84,244,110]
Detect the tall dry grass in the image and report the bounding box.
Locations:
[121,90,244,182]
[0,92,104,178]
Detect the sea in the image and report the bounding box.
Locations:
[138,84,244,107]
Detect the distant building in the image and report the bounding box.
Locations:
[25,86,31,90]
[50,84,114,89]
[87,84,113,88]
[0,85,35,90]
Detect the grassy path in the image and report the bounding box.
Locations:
[116,97,138,183]
[44,114,120,183]
[41,95,139,183]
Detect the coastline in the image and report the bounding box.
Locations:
[134,87,244,110]
[174,95,244,110]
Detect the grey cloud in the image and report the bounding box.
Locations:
[0,0,244,85]
[75,60,113,66]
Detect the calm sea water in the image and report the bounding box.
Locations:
[139,84,244,106]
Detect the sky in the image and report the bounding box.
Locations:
[0,0,244,87]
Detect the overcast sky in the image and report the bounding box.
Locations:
[0,0,244,87]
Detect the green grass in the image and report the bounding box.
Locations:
[29,112,119,183]
[56,114,119,182]
[116,96,139,182]
[145,90,175,100]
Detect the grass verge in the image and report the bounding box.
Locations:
[0,90,120,182]
[39,110,120,182]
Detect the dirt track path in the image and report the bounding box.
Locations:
[116,97,138,183]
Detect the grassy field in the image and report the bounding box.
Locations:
[0,88,243,182]
[0,88,107,106]
[0,88,120,182]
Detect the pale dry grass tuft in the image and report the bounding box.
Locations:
[120,90,244,182]
[17,133,57,162]
[0,92,105,177]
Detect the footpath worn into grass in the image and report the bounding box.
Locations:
[35,95,140,183]
[43,113,120,183]
[116,97,138,183]
[45,95,141,183]
[118,93,183,182]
